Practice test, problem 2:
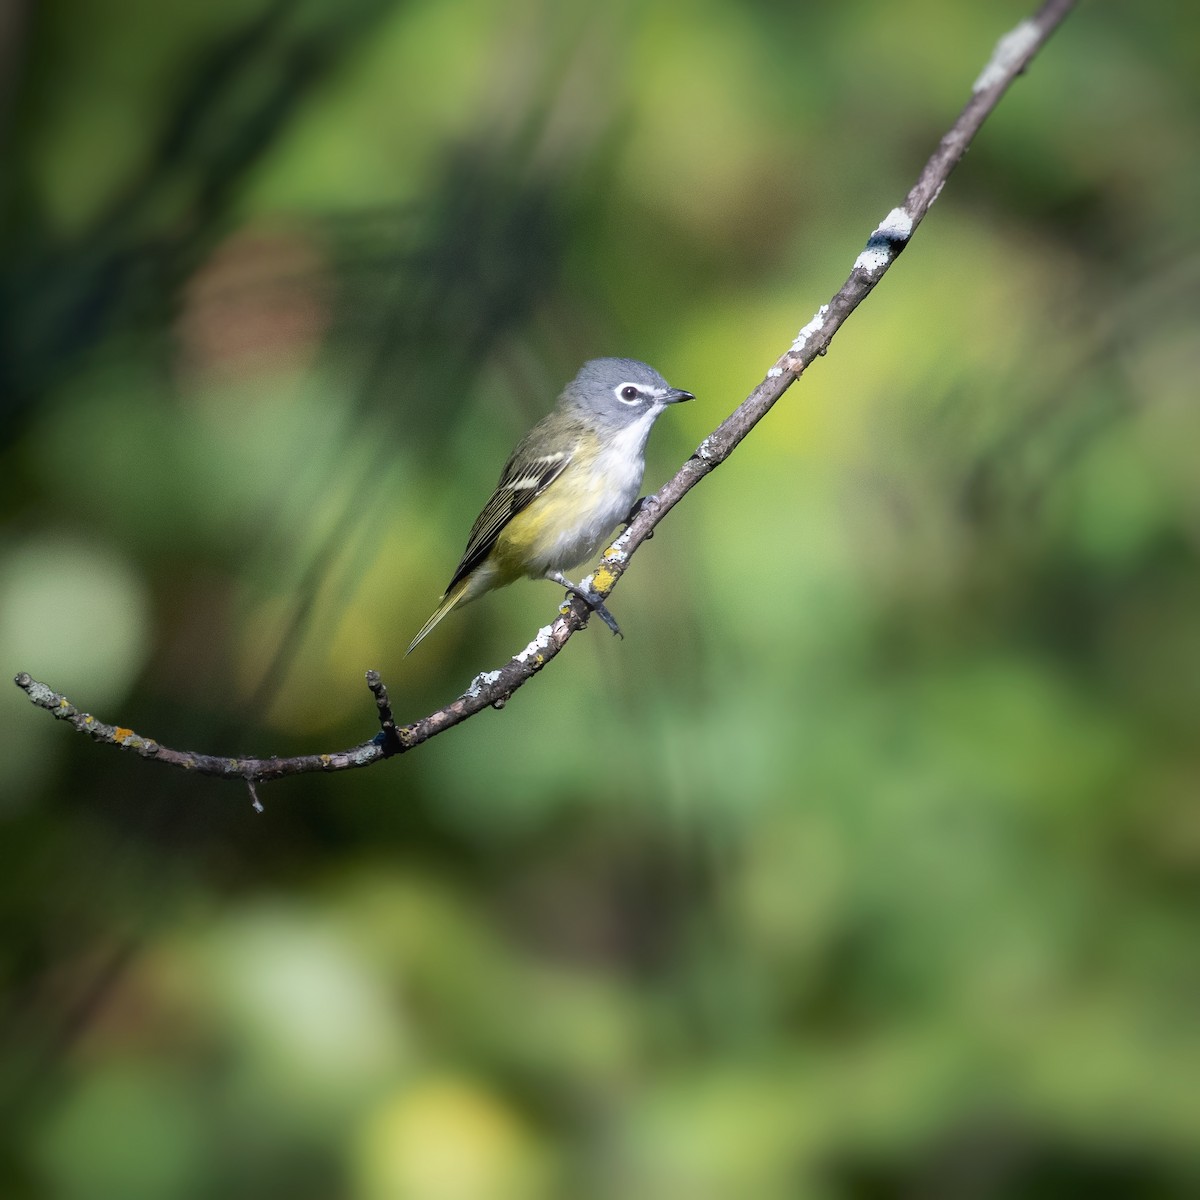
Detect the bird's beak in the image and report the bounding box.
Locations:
[665,388,695,404]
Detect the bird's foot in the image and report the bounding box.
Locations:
[549,572,623,638]
[622,495,654,538]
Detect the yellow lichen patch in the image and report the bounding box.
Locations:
[113,727,134,744]
[590,565,618,594]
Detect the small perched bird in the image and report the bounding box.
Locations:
[407,357,693,654]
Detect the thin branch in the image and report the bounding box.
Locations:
[13,670,400,781]
[12,0,1077,787]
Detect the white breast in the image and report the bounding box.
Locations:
[538,406,660,573]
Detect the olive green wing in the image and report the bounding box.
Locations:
[444,447,571,592]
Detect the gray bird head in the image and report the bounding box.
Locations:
[561,357,694,430]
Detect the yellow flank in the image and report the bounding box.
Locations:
[491,468,609,577]
[490,501,557,579]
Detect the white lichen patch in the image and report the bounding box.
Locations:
[854,246,888,275]
[854,208,914,276]
[974,19,1039,93]
[767,366,783,378]
[791,304,829,353]
[467,669,503,697]
[515,624,555,662]
[876,207,913,241]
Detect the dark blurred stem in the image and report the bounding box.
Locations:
[11,0,1077,788]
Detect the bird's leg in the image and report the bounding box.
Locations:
[547,570,623,638]
[622,495,654,537]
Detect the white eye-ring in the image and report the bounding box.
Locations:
[616,384,641,403]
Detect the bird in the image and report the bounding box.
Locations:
[407,357,694,654]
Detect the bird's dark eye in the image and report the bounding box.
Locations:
[619,385,639,402]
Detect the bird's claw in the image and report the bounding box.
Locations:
[552,573,623,638]
[623,495,654,538]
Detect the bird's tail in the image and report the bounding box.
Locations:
[406,577,473,655]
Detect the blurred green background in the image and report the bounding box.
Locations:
[2,1,1198,1196]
